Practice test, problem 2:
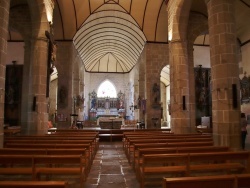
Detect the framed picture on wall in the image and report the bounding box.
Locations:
[56,114,67,122]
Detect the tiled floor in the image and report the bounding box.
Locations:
[83,142,140,188]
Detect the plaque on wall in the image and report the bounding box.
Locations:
[56,113,67,122]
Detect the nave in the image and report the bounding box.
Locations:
[83,142,139,188]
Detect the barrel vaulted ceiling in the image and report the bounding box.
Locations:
[8,0,250,74]
[54,0,168,73]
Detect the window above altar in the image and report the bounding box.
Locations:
[97,80,117,98]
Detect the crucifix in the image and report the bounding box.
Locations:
[45,23,56,98]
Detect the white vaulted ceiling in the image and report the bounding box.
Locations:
[54,0,168,73]
[73,4,147,73]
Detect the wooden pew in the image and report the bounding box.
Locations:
[134,146,229,176]
[162,175,236,188]
[139,151,250,188]
[123,134,212,154]
[4,143,95,163]
[0,148,90,176]
[128,141,214,164]
[162,174,250,188]
[0,154,86,186]
[0,181,68,188]
[4,135,99,154]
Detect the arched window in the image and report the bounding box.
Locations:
[97,80,117,98]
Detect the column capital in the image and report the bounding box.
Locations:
[169,39,186,44]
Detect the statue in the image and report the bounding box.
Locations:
[89,90,97,109]
[152,83,160,104]
[91,97,96,109]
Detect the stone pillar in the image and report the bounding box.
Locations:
[187,43,197,132]
[206,0,240,148]
[20,40,32,128]
[169,40,191,133]
[23,38,49,135]
[56,42,74,129]
[0,0,10,147]
[145,43,168,129]
[138,48,146,124]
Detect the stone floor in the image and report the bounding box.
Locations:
[82,142,140,188]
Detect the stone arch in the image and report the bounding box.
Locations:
[167,0,193,41]
[187,13,208,44]
[27,0,50,38]
[186,12,209,129]
[9,3,32,40]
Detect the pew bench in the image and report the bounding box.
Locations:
[123,134,212,156]
[134,146,229,177]
[162,174,250,188]
[123,133,210,150]
[139,151,250,188]
[0,181,68,188]
[128,138,213,161]
[4,136,99,156]
[128,141,214,164]
[0,154,86,186]
[0,148,90,176]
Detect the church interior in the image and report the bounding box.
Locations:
[1,0,250,187]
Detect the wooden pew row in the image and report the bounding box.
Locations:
[0,181,68,188]
[162,174,250,188]
[4,140,95,153]
[5,134,99,147]
[127,141,214,164]
[130,138,213,162]
[0,154,86,186]
[123,134,211,151]
[0,148,91,175]
[4,135,99,155]
[134,146,230,175]
[4,143,95,165]
[123,132,207,142]
[123,134,212,155]
[139,151,250,188]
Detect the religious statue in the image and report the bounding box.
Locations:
[117,90,125,109]
[152,83,160,104]
[91,98,96,109]
[89,90,97,109]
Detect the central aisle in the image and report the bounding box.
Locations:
[83,142,140,188]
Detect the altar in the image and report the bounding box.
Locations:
[98,117,124,129]
[89,90,126,120]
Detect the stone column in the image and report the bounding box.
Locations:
[138,48,146,124]
[20,40,32,128]
[206,0,240,148]
[23,38,49,135]
[145,43,168,129]
[169,40,191,133]
[0,0,10,147]
[187,43,197,132]
[56,42,74,129]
